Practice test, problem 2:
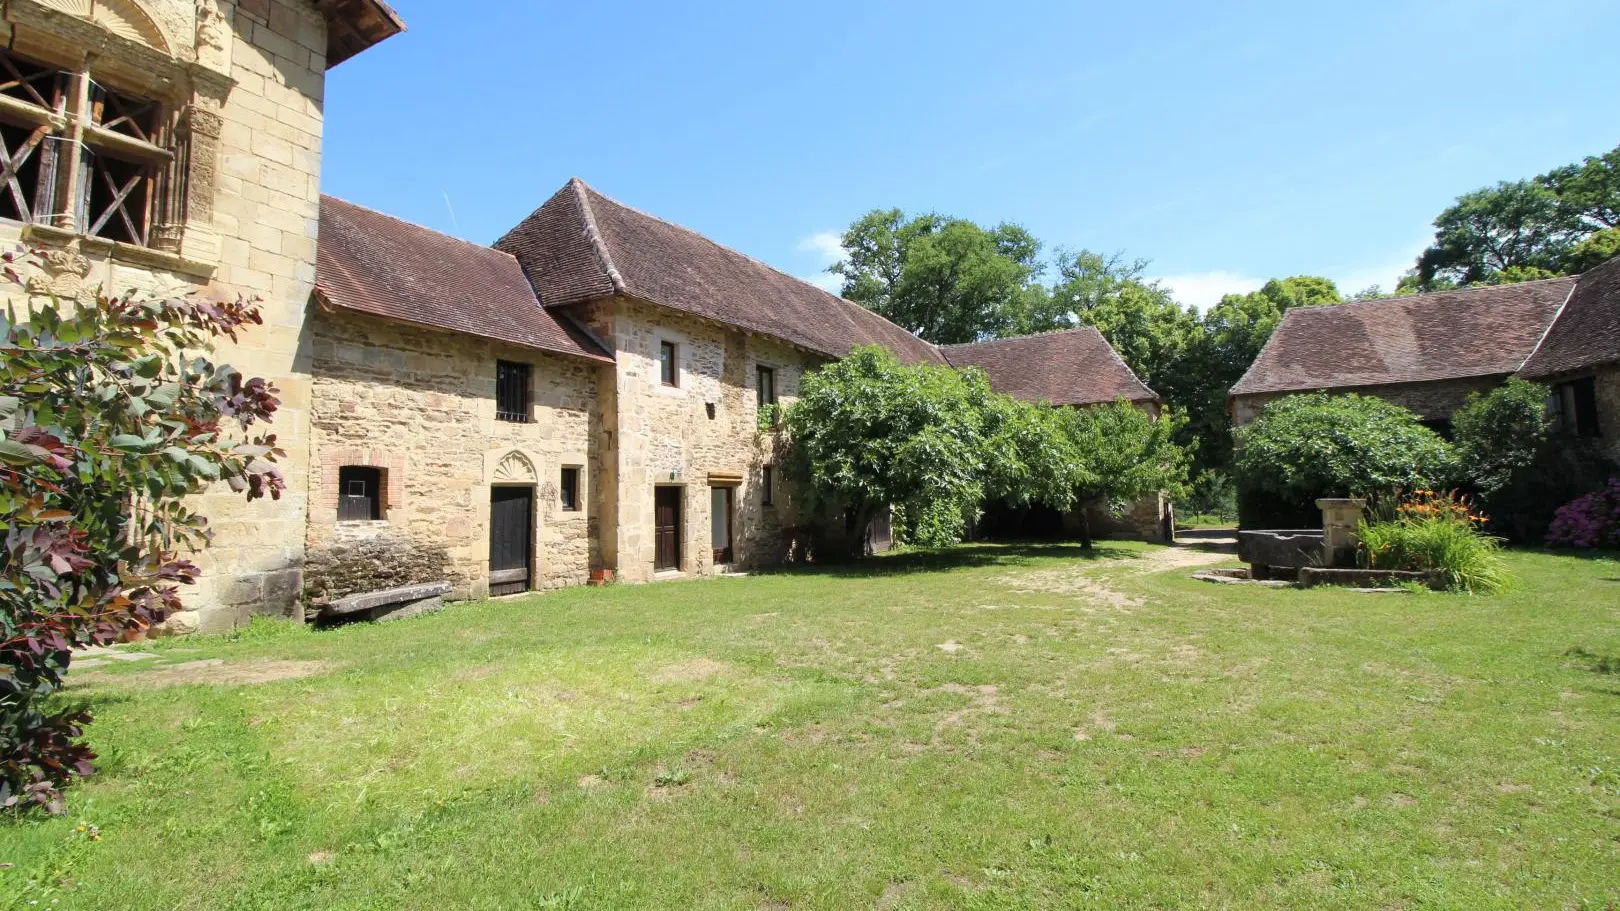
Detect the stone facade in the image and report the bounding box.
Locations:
[306,308,600,600]
[584,297,809,582]
[0,0,339,632]
[1230,375,1505,428]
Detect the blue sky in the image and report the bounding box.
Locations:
[323,0,1619,309]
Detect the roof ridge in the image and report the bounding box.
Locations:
[940,326,1103,349]
[571,178,899,330]
[1302,275,1578,313]
[323,194,528,269]
[569,177,628,296]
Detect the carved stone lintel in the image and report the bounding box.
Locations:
[24,246,97,304]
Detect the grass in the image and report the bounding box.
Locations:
[2,543,1619,909]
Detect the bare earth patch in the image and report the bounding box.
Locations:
[73,659,331,689]
[648,657,731,684]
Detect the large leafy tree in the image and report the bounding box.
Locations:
[1415,180,1581,289]
[1,251,284,812]
[1538,144,1620,231]
[831,210,1044,344]
[1233,393,1455,526]
[783,345,1185,555]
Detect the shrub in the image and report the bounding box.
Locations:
[1359,491,1510,594]
[1234,393,1455,527]
[1546,478,1620,549]
[1453,379,1550,497]
[1,250,283,813]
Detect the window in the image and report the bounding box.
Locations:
[0,47,180,246]
[496,360,531,423]
[560,467,581,511]
[757,366,776,409]
[1552,377,1603,438]
[659,340,678,387]
[338,466,383,521]
[762,465,774,507]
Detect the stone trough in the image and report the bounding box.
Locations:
[319,581,452,624]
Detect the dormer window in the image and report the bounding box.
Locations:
[0,46,178,248]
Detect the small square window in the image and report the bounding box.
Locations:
[561,467,581,511]
[660,341,678,387]
[762,465,774,507]
[757,365,776,408]
[496,360,531,423]
[338,466,382,521]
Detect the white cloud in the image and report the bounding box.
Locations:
[797,231,845,265]
[1153,271,1265,311]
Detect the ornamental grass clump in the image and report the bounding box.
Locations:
[1359,491,1510,595]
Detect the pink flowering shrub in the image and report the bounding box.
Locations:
[1546,478,1620,550]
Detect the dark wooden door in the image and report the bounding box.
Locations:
[489,486,533,596]
[655,486,682,571]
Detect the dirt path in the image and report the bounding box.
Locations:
[1002,532,1238,607]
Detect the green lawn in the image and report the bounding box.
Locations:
[3,543,1619,910]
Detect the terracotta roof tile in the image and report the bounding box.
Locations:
[1231,278,1576,397]
[495,179,945,365]
[942,328,1159,406]
[315,196,613,363]
[1520,256,1620,379]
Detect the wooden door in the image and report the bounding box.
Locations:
[655,486,682,571]
[489,486,533,596]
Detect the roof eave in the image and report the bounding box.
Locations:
[315,0,406,69]
[313,287,617,366]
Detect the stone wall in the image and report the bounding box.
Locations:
[0,0,330,631]
[1231,375,1506,427]
[595,296,815,582]
[1591,367,1620,465]
[306,308,600,600]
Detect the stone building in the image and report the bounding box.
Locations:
[299,177,1166,609]
[0,0,402,632]
[1229,278,1576,432]
[1519,255,1620,464]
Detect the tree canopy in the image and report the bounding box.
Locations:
[783,346,1185,554]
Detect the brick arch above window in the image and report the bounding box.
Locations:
[321,447,405,515]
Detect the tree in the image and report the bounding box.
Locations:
[1564,227,1620,274]
[1453,378,1550,498]
[1,252,285,813]
[1233,393,1455,526]
[1538,143,1620,231]
[1062,401,1189,548]
[1415,181,1580,289]
[832,210,1044,344]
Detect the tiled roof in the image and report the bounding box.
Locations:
[1230,278,1576,397]
[314,196,614,363]
[942,328,1159,405]
[494,179,946,365]
[320,0,406,68]
[1520,256,1620,379]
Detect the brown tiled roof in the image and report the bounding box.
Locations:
[315,196,614,363]
[318,0,406,68]
[1520,256,1620,379]
[1230,278,1576,397]
[494,178,946,365]
[942,328,1158,405]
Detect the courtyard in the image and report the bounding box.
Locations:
[3,542,1619,909]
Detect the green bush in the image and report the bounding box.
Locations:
[1234,393,1455,527]
[1359,493,1509,594]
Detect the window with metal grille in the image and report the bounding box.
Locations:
[560,467,581,511]
[0,47,179,246]
[660,341,678,387]
[757,365,776,409]
[496,360,531,423]
[338,466,383,521]
[762,464,774,507]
